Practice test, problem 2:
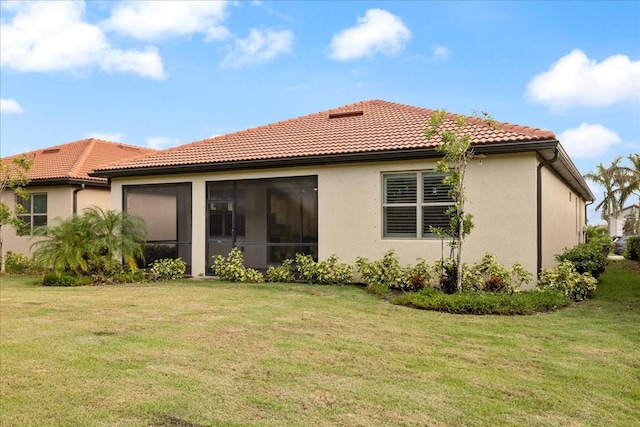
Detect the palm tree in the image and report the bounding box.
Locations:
[82,206,146,273]
[584,157,625,236]
[618,153,640,234]
[31,207,146,278]
[31,215,95,276]
[618,154,640,203]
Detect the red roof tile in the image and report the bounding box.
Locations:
[96,100,557,172]
[2,139,157,183]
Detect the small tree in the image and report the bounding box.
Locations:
[31,207,146,279]
[584,157,625,236]
[0,155,32,271]
[425,110,495,292]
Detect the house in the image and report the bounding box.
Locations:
[0,138,157,262]
[611,203,639,236]
[92,100,594,285]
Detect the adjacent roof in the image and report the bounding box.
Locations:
[2,138,157,185]
[95,100,556,173]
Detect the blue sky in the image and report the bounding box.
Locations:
[1,1,639,223]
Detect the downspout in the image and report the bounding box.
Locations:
[537,149,559,276]
[584,200,594,243]
[72,184,86,215]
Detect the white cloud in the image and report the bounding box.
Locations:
[559,123,621,159]
[527,49,640,109]
[146,136,180,149]
[0,98,23,114]
[0,1,165,79]
[104,1,230,42]
[84,132,126,142]
[221,29,293,68]
[329,9,411,61]
[432,45,450,61]
[101,47,164,80]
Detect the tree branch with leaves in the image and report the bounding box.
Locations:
[425,110,495,292]
[0,155,33,271]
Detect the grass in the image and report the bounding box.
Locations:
[1,261,639,426]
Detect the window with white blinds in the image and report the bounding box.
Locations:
[383,172,453,238]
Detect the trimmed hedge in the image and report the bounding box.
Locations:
[391,288,571,315]
[627,236,640,261]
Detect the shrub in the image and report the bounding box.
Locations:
[112,269,146,284]
[365,281,391,296]
[391,288,570,315]
[436,258,458,294]
[463,253,532,293]
[295,253,352,285]
[211,248,264,283]
[555,242,608,279]
[150,258,187,281]
[627,236,640,261]
[355,250,414,290]
[265,259,296,283]
[537,260,598,301]
[4,251,36,274]
[41,273,92,287]
[408,258,432,292]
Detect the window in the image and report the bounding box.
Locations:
[383,172,453,238]
[16,193,47,235]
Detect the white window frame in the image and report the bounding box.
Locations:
[16,193,47,235]
[382,171,453,239]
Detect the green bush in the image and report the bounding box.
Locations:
[538,260,598,301]
[364,281,391,296]
[627,236,640,261]
[90,268,147,285]
[4,251,36,274]
[112,269,146,284]
[295,253,352,285]
[211,248,264,283]
[355,250,428,291]
[265,259,296,283]
[41,273,92,287]
[435,258,458,294]
[150,258,187,281]
[555,242,608,279]
[391,288,570,315]
[464,253,532,293]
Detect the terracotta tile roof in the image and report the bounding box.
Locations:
[95,100,557,172]
[2,139,157,183]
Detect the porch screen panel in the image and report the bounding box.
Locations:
[207,176,318,272]
[124,184,192,273]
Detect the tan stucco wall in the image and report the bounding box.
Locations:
[317,153,539,279]
[541,166,586,269]
[76,187,111,214]
[110,154,542,281]
[1,185,112,259]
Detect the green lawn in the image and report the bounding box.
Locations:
[1,261,639,426]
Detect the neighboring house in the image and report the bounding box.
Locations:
[92,100,594,285]
[0,138,157,261]
[611,204,639,236]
